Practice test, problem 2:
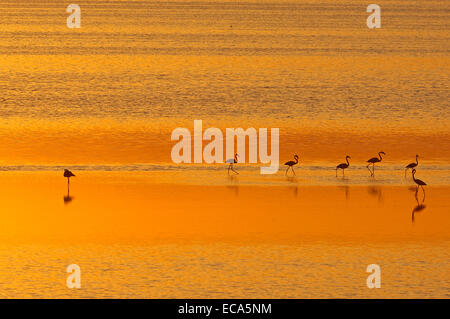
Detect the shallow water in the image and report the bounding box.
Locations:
[0,163,449,186]
[1,242,448,298]
[0,172,449,298]
[0,0,449,298]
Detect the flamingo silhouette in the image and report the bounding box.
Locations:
[405,154,419,177]
[336,155,351,177]
[366,151,385,177]
[226,153,239,175]
[64,169,75,185]
[412,168,426,198]
[284,154,299,176]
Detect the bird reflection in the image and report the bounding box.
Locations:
[285,176,299,197]
[227,175,239,196]
[338,185,350,200]
[367,186,383,202]
[411,190,426,223]
[63,183,74,205]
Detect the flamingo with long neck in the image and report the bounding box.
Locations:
[366,151,385,177]
[226,153,239,175]
[336,155,351,177]
[412,168,427,198]
[405,154,419,177]
[284,154,299,176]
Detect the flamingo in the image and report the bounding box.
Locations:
[64,169,75,186]
[336,155,351,177]
[366,151,385,176]
[412,168,426,197]
[226,153,239,175]
[284,154,299,176]
[405,154,419,177]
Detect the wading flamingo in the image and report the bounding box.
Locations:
[405,154,419,177]
[64,169,75,185]
[226,153,239,175]
[412,168,426,197]
[284,154,299,176]
[336,155,351,177]
[366,151,385,176]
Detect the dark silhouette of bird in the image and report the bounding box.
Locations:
[367,185,383,202]
[366,151,385,176]
[226,153,239,175]
[412,168,426,197]
[405,154,419,177]
[284,154,299,176]
[336,155,351,177]
[411,189,426,223]
[64,169,75,185]
[412,203,426,223]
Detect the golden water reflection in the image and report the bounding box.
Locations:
[0,172,448,298]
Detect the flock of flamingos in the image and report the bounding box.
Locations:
[62,152,427,195]
[225,151,426,195]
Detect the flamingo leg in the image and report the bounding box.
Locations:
[343,169,345,177]
[372,163,375,177]
[231,164,239,175]
[336,168,338,177]
[366,164,372,176]
[285,167,290,176]
[292,167,296,176]
[228,164,231,175]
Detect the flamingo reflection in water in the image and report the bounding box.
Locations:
[411,187,426,223]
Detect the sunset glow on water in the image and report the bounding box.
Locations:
[0,0,448,298]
